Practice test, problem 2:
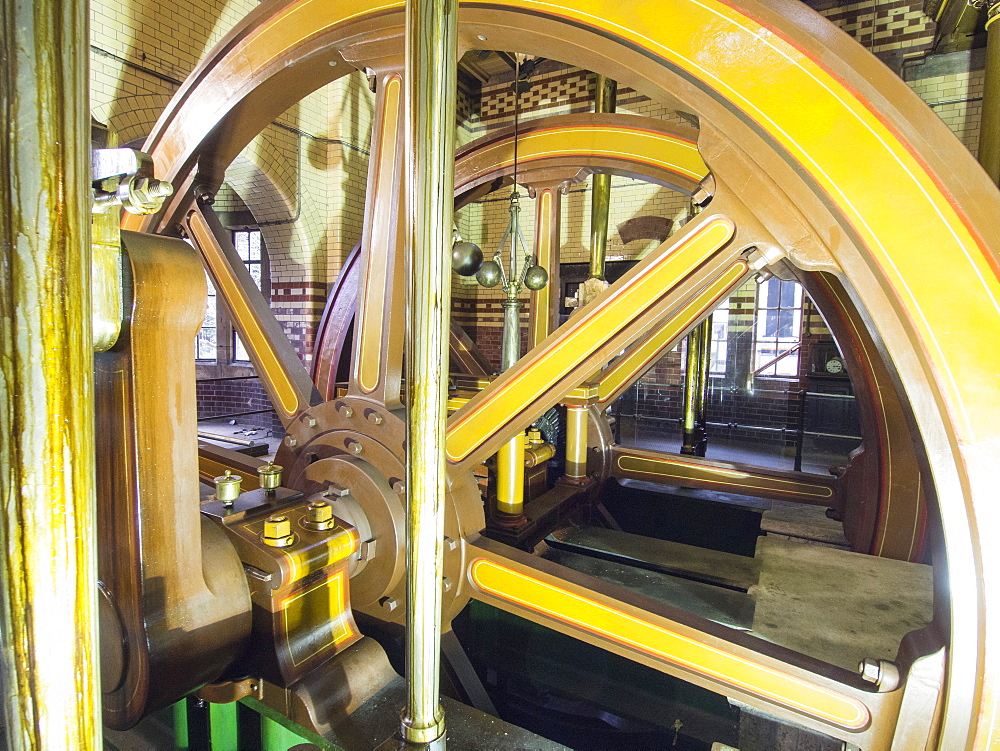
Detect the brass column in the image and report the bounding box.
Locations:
[496,432,527,514]
[588,74,617,280]
[695,317,712,434]
[565,405,590,480]
[681,318,712,456]
[402,0,455,744]
[0,0,101,746]
[979,1,1000,183]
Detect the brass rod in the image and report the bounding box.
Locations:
[588,74,618,280]
[197,431,258,447]
[979,5,1000,184]
[694,316,712,435]
[0,0,102,745]
[680,325,706,456]
[501,299,522,372]
[402,0,456,743]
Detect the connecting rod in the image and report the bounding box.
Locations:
[0,0,101,745]
[402,0,457,745]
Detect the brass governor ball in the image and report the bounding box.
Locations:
[452,240,484,277]
[476,259,502,288]
[523,264,549,291]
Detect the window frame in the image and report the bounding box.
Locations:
[752,277,804,379]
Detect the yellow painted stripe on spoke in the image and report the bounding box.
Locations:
[597,262,747,402]
[471,558,870,730]
[616,452,833,500]
[358,76,401,393]
[472,125,709,182]
[446,216,735,462]
[190,213,300,417]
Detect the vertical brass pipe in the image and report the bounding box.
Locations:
[588,75,617,280]
[497,296,526,521]
[681,325,706,456]
[501,299,522,372]
[0,0,101,746]
[565,405,590,480]
[402,0,455,744]
[496,298,526,521]
[979,2,1000,184]
[694,317,712,447]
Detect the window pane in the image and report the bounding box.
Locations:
[195,272,217,361]
[235,230,249,260]
[229,230,263,363]
[710,306,729,375]
[196,327,217,361]
[777,308,794,338]
[764,277,781,308]
[233,332,249,362]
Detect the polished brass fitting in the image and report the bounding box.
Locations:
[214,470,243,505]
[257,462,283,491]
[262,515,295,548]
[304,501,336,531]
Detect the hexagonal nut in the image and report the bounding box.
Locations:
[262,515,295,547]
[308,501,333,524]
[265,516,291,538]
[859,658,899,691]
[379,596,398,612]
[304,501,335,531]
[347,440,364,456]
[859,658,882,685]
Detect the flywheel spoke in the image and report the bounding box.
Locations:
[446,210,750,472]
[348,70,408,409]
[184,202,322,428]
[464,536,898,748]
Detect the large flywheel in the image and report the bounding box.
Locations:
[120,1,1000,748]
